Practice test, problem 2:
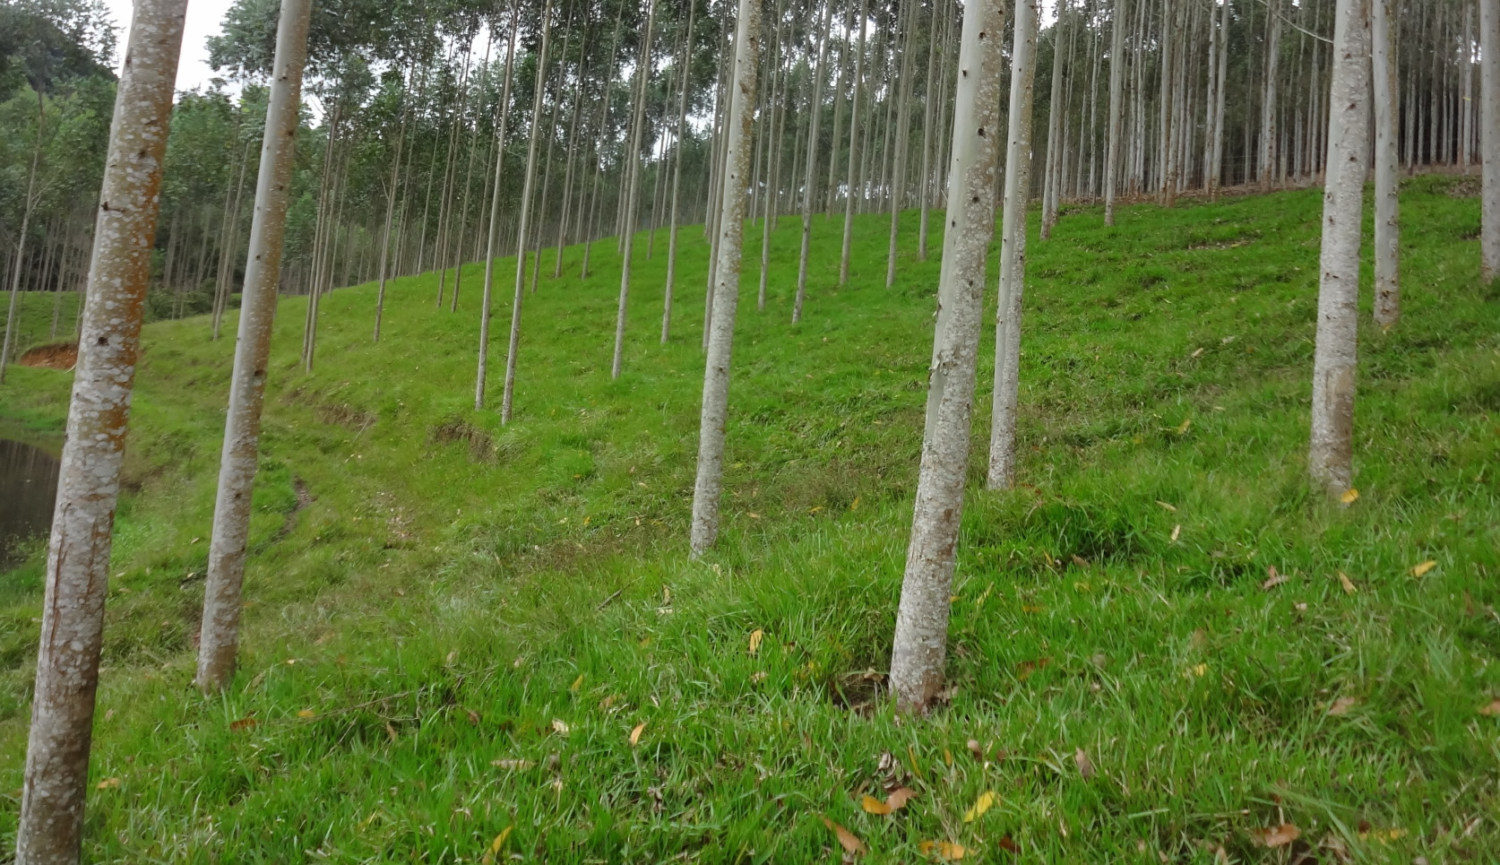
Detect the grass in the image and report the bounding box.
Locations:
[0,174,1496,862]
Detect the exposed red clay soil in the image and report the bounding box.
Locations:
[18,342,77,370]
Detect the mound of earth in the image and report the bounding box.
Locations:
[18,341,78,370]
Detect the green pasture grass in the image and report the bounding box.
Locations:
[0,175,1495,861]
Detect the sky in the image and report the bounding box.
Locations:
[104,0,239,93]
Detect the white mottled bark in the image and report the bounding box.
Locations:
[1261,0,1283,190]
[917,5,941,260]
[663,0,699,342]
[501,0,554,424]
[612,0,658,380]
[1482,0,1500,279]
[1041,9,1066,238]
[1210,0,1229,197]
[838,0,869,286]
[1372,0,1399,329]
[689,0,761,556]
[987,0,1039,491]
[1309,0,1370,496]
[476,2,521,410]
[373,77,410,343]
[889,0,1006,711]
[793,0,833,324]
[196,0,313,693]
[1104,0,1126,225]
[17,0,187,858]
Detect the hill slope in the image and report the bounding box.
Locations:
[1,177,1498,861]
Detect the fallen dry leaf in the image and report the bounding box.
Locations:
[1357,827,1407,843]
[1170,524,1182,543]
[1156,500,1178,512]
[570,674,584,692]
[748,629,764,656]
[963,790,998,822]
[919,840,967,860]
[1074,748,1096,779]
[1176,417,1192,434]
[490,758,535,771]
[1262,566,1289,590]
[1478,698,1500,716]
[1189,663,1208,678]
[296,709,317,719]
[479,826,513,864]
[819,815,867,856]
[95,777,120,790]
[551,719,570,735]
[1337,572,1357,595]
[1340,488,1359,504]
[1328,696,1359,716]
[229,717,258,732]
[966,739,984,761]
[1251,823,1301,848]
[629,722,646,746]
[1411,560,1437,578]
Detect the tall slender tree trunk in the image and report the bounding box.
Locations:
[1260,0,1283,190]
[15,0,187,858]
[888,0,1007,712]
[1308,0,1370,496]
[373,82,410,342]
[477,0,521,411]
[987,0,1039,490]
[1041,9,1067,238]
[1104,0,1128,224]
[501,0,554,423]
[1372,0,1400,328]
[916,4,942,259]
[663,0,700,342]
[885,0,918,288]
[0,89,44,385]
[196,0,312,692]
[838,0,870,286]
[1210,0,1229,197]
[689,0,761,556]
[793,0,833,324]
[1481,0,1500,279]
[612,0,658,380]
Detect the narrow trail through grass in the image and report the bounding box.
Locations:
[1,176,1496,861]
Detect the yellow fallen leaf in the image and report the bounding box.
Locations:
[819,815,867,855]
[1328,696,1359,716]
[1337,571,1357,595]
[296,709,317,719]
[1358,827,1407,843]
[629,722,646,746]
[850,496,861,511]
[1170,524,1181,543]
[551,719,570,735]
[748,629,764,656]
[919,840,967,860]
[1411,560,1437,577]
[1175,417,1191,434]
[1190,663,1208,678]
[1155,500,1177,512]
[963,790,997,822]
[480,826,513,864]
[95,777,120,790]
[861,794,891,815]
[907,745,924,780]
[1478,698,1500,716]
[1340,488,1359,504]
[570,674,584,692]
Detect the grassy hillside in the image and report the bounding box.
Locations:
[0,176,1496,861]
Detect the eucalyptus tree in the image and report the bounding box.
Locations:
[501,0,555,424]
[1308,0,1370,497]
[689,0,760,556]
[838,0,869,286]
[987,0,1039,490]
[16,0,187,858]
[889,0,1006,712]
[612,0,659,380]
[197,0,314,693]
[1482,0,1499,279]
[477,0,521,411]
[663,0,701,341]
[793,0,833,324]
[1371,0,1399,328]
[1103,0,1126,224]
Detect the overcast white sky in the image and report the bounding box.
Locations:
[104,0,239,93]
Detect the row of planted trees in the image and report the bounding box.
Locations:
[5,0,1493,376]
[11,0,1500,860]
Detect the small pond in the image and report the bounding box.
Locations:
[0,438,61,570]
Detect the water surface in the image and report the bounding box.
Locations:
[0,438,61,570]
